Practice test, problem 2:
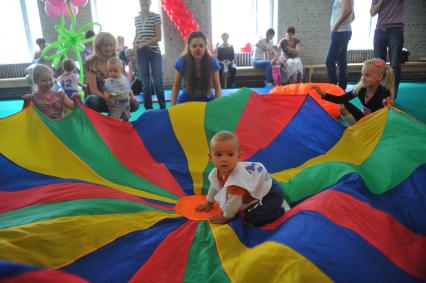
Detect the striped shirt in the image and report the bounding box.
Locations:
[134,12,161,53]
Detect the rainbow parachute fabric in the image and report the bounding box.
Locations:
[1,88,425,283]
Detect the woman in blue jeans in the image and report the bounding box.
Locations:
[133,0,166,110]
[370,0,405,100]
[252,28,277,86]
[325,0,354,91]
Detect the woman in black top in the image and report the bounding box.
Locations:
[216,33,237,88]
[311,58,395,124]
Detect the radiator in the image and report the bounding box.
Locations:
[235,52,252,67]
[347,49,374,63]
[0,63,31,79]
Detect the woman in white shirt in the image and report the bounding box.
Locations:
[252,28,277,86]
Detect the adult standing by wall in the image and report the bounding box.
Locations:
[133,0,166,110]
[325,0,354,91]
[371,0,405,100]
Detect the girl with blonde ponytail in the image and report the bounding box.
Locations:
[311,58,394,124]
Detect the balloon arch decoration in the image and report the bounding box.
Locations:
[160,0,199,41]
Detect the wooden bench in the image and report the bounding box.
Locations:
[232,50,377,87]
[234,66,265,87]
[304,61,426,82]
[232,49,426,86]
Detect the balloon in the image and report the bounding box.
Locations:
[42,0,102,97]
[161,0,198,41]
[47,0,67,6]
[45,1,62,17]
[70,0,88,7]
[60,3,78,17]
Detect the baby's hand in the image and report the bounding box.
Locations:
[195,202,212,212]
[22,93,33,109]
[104,93,115,106]
[22,93,33,102]
[71,92,81,102]
[208,214,230,224]
[130,95,139,106]
[310,84,325,97]
[383,97,394,107]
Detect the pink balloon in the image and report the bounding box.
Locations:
[70,0,88,7]
[45,2,61,17]
[60,3,78,17]
[47,0,67,6]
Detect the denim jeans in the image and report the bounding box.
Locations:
[326,31,352,90]
[253,60,273,84]
[136,47,166,109]
[374,27,404,99]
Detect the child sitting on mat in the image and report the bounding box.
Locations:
[22,64,77,119]
[196,131,290,226]
[311,58,394,124]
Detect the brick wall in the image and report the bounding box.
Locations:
[405,0,426,61]
[276,0,426,65]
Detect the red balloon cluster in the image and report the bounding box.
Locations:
[241,43,253,52]
[160,0,199,41]
[45,0,88,17]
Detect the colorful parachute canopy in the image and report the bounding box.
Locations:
[1,88,425,283]
[270,83,345,118]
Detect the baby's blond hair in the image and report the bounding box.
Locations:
[107,57,123,69]
[210,131,240,151]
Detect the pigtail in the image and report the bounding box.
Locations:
[352,80,363,96]
[381,65,395,99]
